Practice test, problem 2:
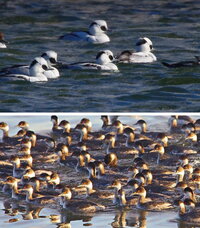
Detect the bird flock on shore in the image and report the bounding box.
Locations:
[0,115,199,225]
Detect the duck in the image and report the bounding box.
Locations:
[104,153,118,167]
[107,180,122,204]
[117,188,138,207]
[40,50,60,78]
[4,176,25,200]
[0,32,8,48]
[59,187,105,213]
[19,154,33,167]
[177,200,200,224]
[62,50,118,71]
[10,155,30,178]
[48,172,61,188]
[17,121,29,131]
[185,132,200,144]
[75,124,103,149]
[73,152,90,175]
[182,187,197,203]
[102,133,116,154]
[0,122,22,145]
[132,186,172,210]
[175,166,185,184]
[123,127,150,155]
[0,57,49,82]
[169,115,194,130]
[100,115,116,132]
[77,178,114,199]
[0,51,59,79]
[162,56,200,68]
[59,20,110,44]
[21,184,56,205]
[149,144,165,165]
[79,118,92,133]
[51,115,60,133]
[134,120,169,146]
[58,120,71,133]
[116,37,157,63]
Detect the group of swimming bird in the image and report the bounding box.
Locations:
[0,115,199,225]
[0,20,199,82]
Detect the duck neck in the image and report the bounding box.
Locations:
[77,155,85,168]
[14,161,20,170]
[119,193,127,206]
[26,190,33,201]
[52,120,58,130]
[31,135,37,147]
[179,203,186,215]
[157,153,161,165]
[63,198,69,208]
[162,137,168,147]
[88,167,96,179]
[138,194,146,204]
[141,124,147,134]
[102,118,109,128]
[177,173,184,183]
[63,127,70,133]
[117,125,123,134]
[86,187,95,196]
[11,185,19,198]
[60,153,66,162]
[35,180,40,192]
[146,174,153,185]
[80,129,88,142]
[126,133,135,146]
[2,129,9,138]
[104,143,111,154]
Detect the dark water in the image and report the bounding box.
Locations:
[0,0,200,112]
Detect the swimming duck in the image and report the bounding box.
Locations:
[132,186,172,210]
[21,184,56,205]
[162,56,200,68]
[0,57,49,82]
[63,50,118,71]
[116,37,157,63]
[59,187,105,213]
[177,200,200,224]
[59,20,110,44]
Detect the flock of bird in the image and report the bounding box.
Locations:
[0,20,199,82]
[0,115,199,225]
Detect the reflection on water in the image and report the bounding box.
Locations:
[1,199,198,228]
[1,200,188,228]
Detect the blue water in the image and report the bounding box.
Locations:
[0,0,200,111]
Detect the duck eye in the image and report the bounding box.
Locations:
[150,45,153,49]
[49,57,56,64]
[109,55,113,60]
[42,65,48,70]
[100,26,107,31]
